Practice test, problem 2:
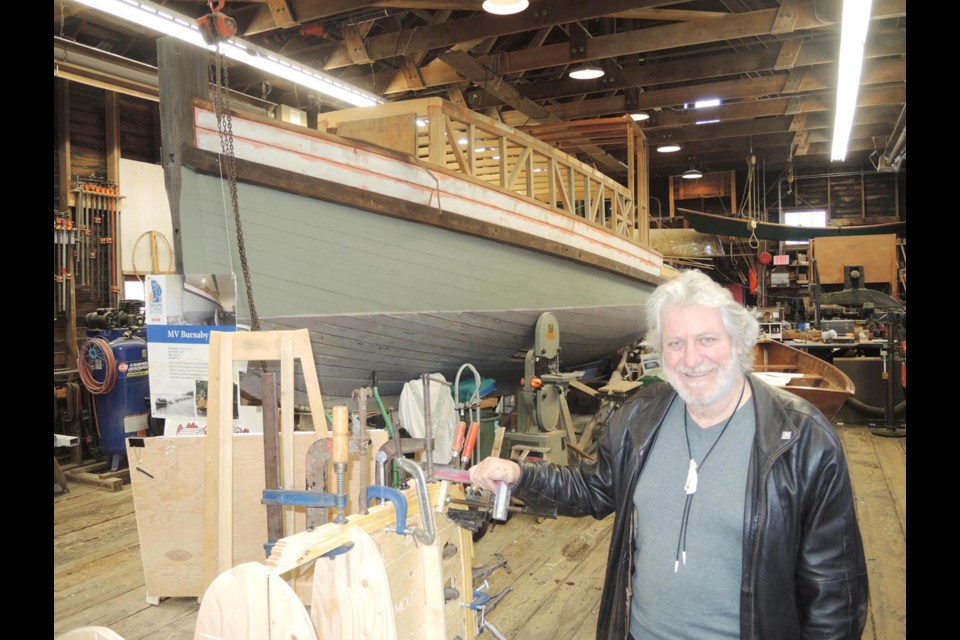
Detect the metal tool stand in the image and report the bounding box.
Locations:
[869,309,906,439]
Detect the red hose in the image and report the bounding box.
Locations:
[78,338,117,395]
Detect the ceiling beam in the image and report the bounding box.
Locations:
[500,58,905,123]
[644,86,906,130]
[318,0,680,69]
[368,0,904,96]
[439,51,552,120]
[240,1,486,36]
[500,31,905,104]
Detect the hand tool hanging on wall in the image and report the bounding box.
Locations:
[75,177,122,307]
[53,211,76,317]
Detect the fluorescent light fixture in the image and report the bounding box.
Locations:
[832,0,873,161]
[569,64,605,80]
[656,144,682,153]
[682,168,703,179]
[630,112,650,121]
[694,98,721,109]
[458,138,469,145]
[482,0,529,15]
[696,119,720,125]
[492,155,501,160]
[73,0,383,108]
[416,118,429,127]
[475,147,486,153]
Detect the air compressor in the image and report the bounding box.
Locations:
[78,300,151,471]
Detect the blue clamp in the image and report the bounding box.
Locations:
[261,489,346,511]
[468,589,492,611]
[365,485,409,536]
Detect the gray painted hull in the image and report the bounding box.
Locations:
[178,167,655,401]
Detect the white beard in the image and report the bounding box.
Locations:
[664,353,743,410]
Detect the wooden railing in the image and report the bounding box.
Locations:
[320,97,648,246]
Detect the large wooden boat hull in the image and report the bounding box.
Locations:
[752,339,856,421]
[173,101,667,400]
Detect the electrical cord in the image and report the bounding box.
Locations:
[78,338,117,395]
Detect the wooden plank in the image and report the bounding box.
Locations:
[873,434,906,535]
[54,513,141,578]
[63,470,122,492]
[281,332,296,538]
[106,596,199,640]
[53,554,143,620]
[836,425,905,640]
[54,490,135,537]
[337,113,418,156]
[512,515,611,638]
[295,329,329,436]
[55,546,142,593]
[482,515,614,637]
[55,585,150,636]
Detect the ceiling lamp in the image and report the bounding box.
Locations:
[630,112,650,122]
[569,64,605,80]
[656,143,682,153]
[682,168,703,180]
[482,0,529,15]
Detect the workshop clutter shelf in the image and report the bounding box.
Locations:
[767,250,810,290]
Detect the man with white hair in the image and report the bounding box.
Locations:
[470,269,868,639]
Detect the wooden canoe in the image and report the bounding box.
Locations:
[752,339,856,422]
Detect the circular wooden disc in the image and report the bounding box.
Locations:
[195,562,317,640]
[311,527,398,639]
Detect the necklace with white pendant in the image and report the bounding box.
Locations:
[673,379,747,573]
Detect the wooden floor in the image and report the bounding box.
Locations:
[54,423,905,639]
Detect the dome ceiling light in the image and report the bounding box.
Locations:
[482,0,529,16]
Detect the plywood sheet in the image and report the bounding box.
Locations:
[810,234,896,285]
[337,114,418,156]
[126,430,387,599]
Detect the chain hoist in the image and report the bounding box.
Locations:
[208,4,262,336]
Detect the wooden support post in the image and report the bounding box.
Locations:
[202,329,329,596]
[157,37,209,275]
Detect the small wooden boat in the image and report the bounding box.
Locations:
[752,339,855,421]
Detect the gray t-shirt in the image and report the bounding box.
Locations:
[629,397,756,639]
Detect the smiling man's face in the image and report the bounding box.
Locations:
[660,304,744,412]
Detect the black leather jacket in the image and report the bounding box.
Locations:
[513,375,868,639]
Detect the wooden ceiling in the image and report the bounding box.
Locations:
[55,0,906,181]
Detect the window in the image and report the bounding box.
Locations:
[782,209,827,245]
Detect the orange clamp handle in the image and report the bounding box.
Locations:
[530,377,543,389]
[452,421,466,454]
[461,421,481,464]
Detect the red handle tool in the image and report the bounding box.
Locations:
[460,421,480,468]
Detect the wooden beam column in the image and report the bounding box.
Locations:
[158,37,209,275]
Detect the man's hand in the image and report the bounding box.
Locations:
[469,457,521,493]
